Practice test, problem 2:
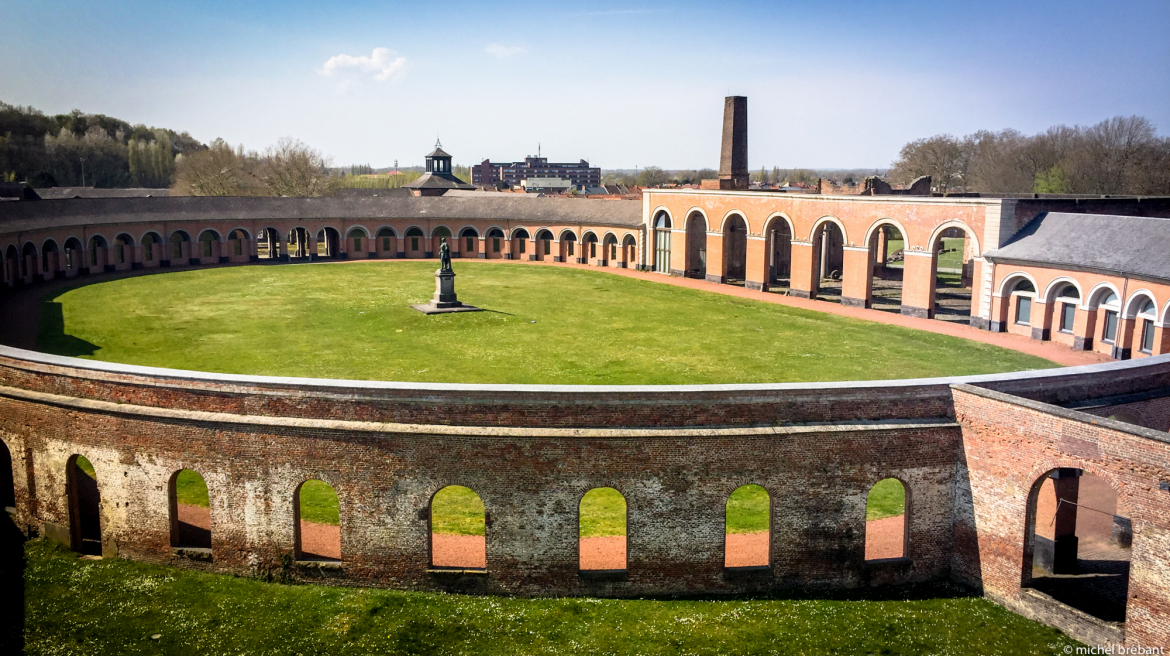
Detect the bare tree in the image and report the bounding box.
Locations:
[257,137,337,197]
[889,135,969,194]
[171,139,259,196]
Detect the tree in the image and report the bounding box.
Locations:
[256,137,337,197]
[171,139,258,196]
[889,135,968,195]
[635,166,669,188]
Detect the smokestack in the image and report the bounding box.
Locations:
[719,96,748,190]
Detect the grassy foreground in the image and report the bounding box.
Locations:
[20,539,1080,656]
[37,261,1055,385]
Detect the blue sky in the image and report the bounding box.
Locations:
[3,0,1168,170]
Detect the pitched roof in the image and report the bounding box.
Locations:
[427,147,452,158]
[984,212,1170,283]
[403,172,475,190]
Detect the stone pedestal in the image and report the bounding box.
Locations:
[410,269,482,314]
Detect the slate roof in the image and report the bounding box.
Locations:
[0,194,644,235]
[427,146,452,158]
[984,212,1170,283]
[403,172,475,190]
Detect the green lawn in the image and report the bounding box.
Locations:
[298,480,341,526]
[866,478,906,521]
[36,261,1054,384]
[174,469,209,508]
[886,237,965,271]
[432,486,484,536]
[20,539,1081,655]
[579,488,626,538]
[725,484,770,533]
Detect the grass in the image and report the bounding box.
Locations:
[36,261,1055,385]
[885,237,965,271]
[174,470,209,508]
[20,539,1081,655]
[74,455,95,478]
[725,484,769,534]
[579,488,626,538]
[866,479,906,521]
[432,486,484,536]
[297,480,341,526]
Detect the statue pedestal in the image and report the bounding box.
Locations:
[410,269,482,314]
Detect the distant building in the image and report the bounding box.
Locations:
[520,177,573,193]
[473,155,601,190]
[404,141,476,197]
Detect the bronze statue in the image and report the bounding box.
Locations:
[439,237,452,273]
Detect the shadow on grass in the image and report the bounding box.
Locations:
[35,301,100,357]
[0,512,26,655]
[627,580,980,604]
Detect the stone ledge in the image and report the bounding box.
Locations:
[578,569,628,582]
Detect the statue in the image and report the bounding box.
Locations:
[439,237,452,273]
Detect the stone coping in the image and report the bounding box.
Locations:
[1,344,1168,396]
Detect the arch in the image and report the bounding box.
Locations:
[579,487,626,571]
[375,226,397,238]
[864,220,907,312]
[685,210,708,279]
[685,208,709,232]
[0,438,13,510]
[294,479,340,561]
[67,454,102,556]
[602,231,618,245]
[808,216,848,245]
[810,219,845,300]
[169,469,212,550]
[535,228,554,241]
[1023,467,1131,623]
[862,218,911,252]
[404,226,425,237]
[431,225,453,239]
[430,485,486,570]
[317,227,341,258]
[40,239,59,275]
[865,477,908,561]
[721,213,748,284]
[458,226,480,238]
[40,238,59,255]
[725,484,769,568]
[62,237,83,270]
[652,208,672,230]
[346,226,370,239]
[138,231,161,262]
[196,229,220,259]
[1123,289,1158,319]
[1086,282,1122,311]
[226,228,251,241]
[653,210,671,274]
[486,227,505,238]
[111,233,134,265]
[1043,277,1084,304]
[258,227,282,259]
[374,226,397,255]
[1163,299,1170,326]
[581,231,598,243]
[114,232,135,247]
[511,227,531,240]
[197,229,221,243]
[996,271,1040,297]
[717,210,748,234]
[168,230,190,260]
[926,220,981,257]
[558,229,578,242]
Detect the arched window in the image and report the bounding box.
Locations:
[865,478,907,561]
[41,239,59,274]
[487,228,504,254]
[68,455,102,555]
[170,469,211,550]
[169,231,189,259]
[294,479,340,561]
[579,487,626,571]
[88,236,107,267]
[430,485,486,570]
[1011,278,1036,325]
[0,439,14,510]
[1137,298,1157,354]
[376,227,396,252]
[725,485,769,568]
[654,212,671,273]
[1055,285,1081,334]
[197,230,219,258]
[406,227,425,253]
[347,228,366,252]
[1099,291,1121,343]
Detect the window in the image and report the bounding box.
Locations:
[1141,319,1155,353]
[1103,310,1118,342]
[466,236,474,252]
[411,237,419,251]
[544,240,551,255]
[611,244,617,260]
[1060,303,1076,333]
[493,238,500,253]
[590,243,596,258]
[1016,296,1032,325]
[568,242,574,256]
[382,236,390,251]
[353,236,361,251]
[519,240,526,254]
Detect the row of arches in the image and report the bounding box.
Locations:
[2,224,641,284]
[653,210,977,322]
[997,272,1170,359]
[47,448,908,571]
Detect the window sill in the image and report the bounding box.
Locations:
[427,567,486,576]
[172,547,213,562]
[296,559,344,570]
[1058,329,1073,334]
[578,569,628,581]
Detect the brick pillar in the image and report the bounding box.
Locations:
[1032,301,1054,341]
[789,243,815,298]
[900,252,936,318]
[841,247,872,308]
[1073,306,1096,350]
[745,236,766,291]
[1155,325,1170,355]
[1051,468,1081,574]
[671,230,686,277]
[706,234,726,283]
[1114,317,1136,360]
[307,237,318,260]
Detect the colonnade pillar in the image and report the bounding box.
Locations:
[705,234,725,283]
[900,252,936,318]
[789,243,815,298]
[840,247,872,308]
[745,237,767,291]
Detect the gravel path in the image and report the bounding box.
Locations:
[431,534,486,568]
[865,516,905,560]
[724,531,769,567]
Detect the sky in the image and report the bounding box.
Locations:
[3,0,1168,171]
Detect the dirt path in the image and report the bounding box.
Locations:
[175,504,211,549]
[579,535,626,570]
[724,531,769,567]
[299,521,341,560]
[865,516,906,560]
[432,534,486,568]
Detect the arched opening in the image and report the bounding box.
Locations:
[287,227,311,259]
[1050,283,1082,340]
[602,233,618,266]
[259,228,281,259]
[512,228,531,259]
[765,218,792,292]
[622,235,637,268]
[63,237,82,273]
[559,231,578,264]
[487,228,505,258]
[170,469,211,550]
[431,226,453,258]
[459,227,480,257]
[226,229,250,258]
[169,231,190,262]
[811,221,845,301]
[141,232,162,264]
[347,228,367,257]
[725,484,769,568]
[316,227,341,259]
[40,239,59,278]
[535,229,554,260]
[721,214,747,285]
[865,478,907,561]
[196,230,220,260]
[653,212,671,273]
[67,455,102,556]
[376,227,397,256]
[1025,469,1131,623]
[1091,288,1122,358]
[0,440,14,511]
[113,233,134,266]
[1127,295,1158,357]
[1010,278,1037,330]
[21,242,37,280]
[405,227,425,258]
[582,232,598,263]
[87,235,108,270]
[430,485,486,570]
[930,226,976,323]
[685,212,707,279]
[294,479,340,561]
[4,245,18,284]
[867,225,904,312]
[579,487,626,571]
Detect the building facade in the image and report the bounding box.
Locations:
[472,156,601,189]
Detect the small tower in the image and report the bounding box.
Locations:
[405,139,476,196]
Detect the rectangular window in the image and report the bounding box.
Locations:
[382,236,390,251]
[234,240,242,256]
[568,242,574,256]
[611,244,617,259]
[544,240,551,255]
[1141,319,1155,353]
[493,238,500,253]
[203,241,212,258]
[519,240,526,253]
[65,249,73,269]
[144,243,152,261]
[1015,296,1031,325]
[466,236,474,252]
[1103,310,1118,342]
[1059,303,1076,333]
[116,245,125,264]
[354,236,362,251]
[411,237,419,251]
[590,243,596,258]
